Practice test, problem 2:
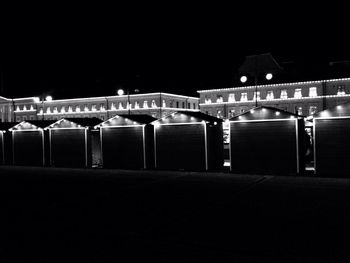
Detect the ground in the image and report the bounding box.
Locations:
[1,166,350,262]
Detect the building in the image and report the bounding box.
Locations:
[198,77,350,119]
[0,93,199,122]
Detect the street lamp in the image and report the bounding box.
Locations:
[238,53,282,107]
[34,95,53,120]
[117,88,139,115]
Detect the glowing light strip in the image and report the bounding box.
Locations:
[100,128,103,167]
[41,129,45,166]
[100,125,144,128]
[197,77,350,93]
[314,116,350,120]
[12,97,38,101]
[48,127,87,130]
[203,122,208,170]
[49,129,52,166]
[199,94,350,106]
[156,122,205,126]
[85,128,88,168]
[230,118,296,123]
[27,92,199,104]
[295,119,299,174]
[154,125,157,168]
[14,110,37,113]
[142,125,146,169]
[1,131,4,164]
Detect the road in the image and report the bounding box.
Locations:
[1,166,350,262]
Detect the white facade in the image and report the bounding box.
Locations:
[0,93,199,122]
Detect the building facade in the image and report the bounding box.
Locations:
[0,93,199,122]
[198,78,350,119]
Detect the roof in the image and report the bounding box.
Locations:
[0,122,19,131]
[153,111,223,125]
[229,106,303,121]
[9,120,57,131]
[97,114,157,128]
[314,102,350,118]
[64,118,103,127]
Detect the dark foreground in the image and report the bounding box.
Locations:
[1,166,350,262]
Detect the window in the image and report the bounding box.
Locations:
[240,93,248,102]
[205,96,212,104]
[23,116,27,121]
[182,101,185,108]
[30,105,34,111]
[68,106,73,112]
[53,107,58,113]
[92,104,97,111]
[60,106,65,113]
[16,106,20,111]
[228,93,235,102]
[254,91,260,101]
[46,107,51,114]
[118,102,124,110]
[193,103,196,109]
[337,85,346,95]
[75,106,80,112]
[16,116,21,122]
[100,115,105,120]
[169,101,173,108]
[84,104,89,111]
[280,89,288,99]
[216,95,223,103]
[110,103,116,110]
[39,107,43,114]
[217,110,223,118]
[143,101,149,108]
[266,90,274,100]
[229,109,236,118]
[294,89,302,99]
[152,100,157,108]
[309,106,317,115]
[176,101,179,108]
[187,102,190,109]
[23,105,27,111]
[135,101,139,109]
[100,103,105,111]
[309,87,317,97]
[163,100,166,108]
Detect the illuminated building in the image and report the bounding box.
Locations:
[0,93,199,122]
[197,77,350,118]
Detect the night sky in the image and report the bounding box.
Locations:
[2,5,350,99]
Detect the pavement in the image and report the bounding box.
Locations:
[1,166,350,262]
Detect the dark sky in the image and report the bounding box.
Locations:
[2,5,350,99]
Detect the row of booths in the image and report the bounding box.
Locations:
[1,105,350,177]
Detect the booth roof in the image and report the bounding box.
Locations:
[229,106,303,121]
[314,102,350,118]
[175,111,223,123]
[113,114,157,124]
[64,118,103,128]
[0,122,19,131]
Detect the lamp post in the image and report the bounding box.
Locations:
[34,95,52,120]
[117,88,139,115]
[239,53,282,107]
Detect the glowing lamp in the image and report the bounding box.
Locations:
[45,96,53,102]
[275,111,280,116]
[33,97,40,103]
[117,89,124,96]
[240,76,247,83]
[266,73,273,80]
